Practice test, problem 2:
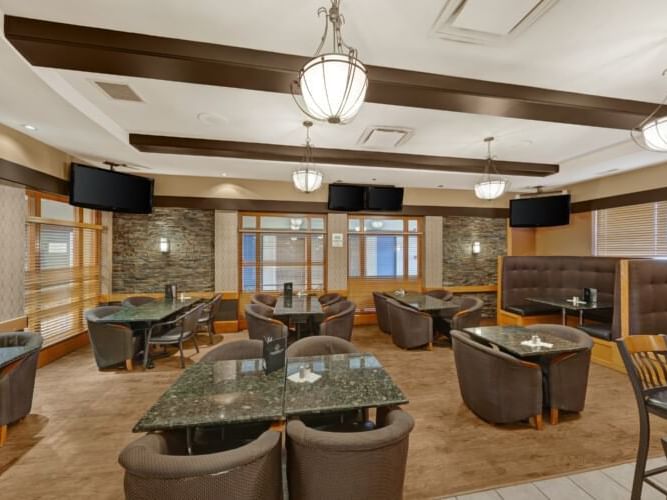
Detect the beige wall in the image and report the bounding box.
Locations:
[214,211,239,292]
[424,216,443,288]
[327,213,348,291]
[534,212,593,256]
[153,174,511,208]
[0,183,26,322]
[0,124,70,180]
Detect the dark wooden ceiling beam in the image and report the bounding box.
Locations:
[4,15,658,130]
[130,134,558,177]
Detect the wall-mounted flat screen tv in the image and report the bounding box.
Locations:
[69,163,154,214]
[366,186,404,211]
[509,194,571,228]
[328,184,365,212]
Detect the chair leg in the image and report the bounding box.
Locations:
[125,359,133,372]
[143,343,151,369]
[0,424,7,447]
[179,342,185,368]
[550,407,559,425]
[208,322,215,345]
[192,334,200,353]
[533,414,544,431]
[631,412,651,500]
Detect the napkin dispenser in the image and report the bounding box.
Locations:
[263,336,286,374]
[583,288,598,304]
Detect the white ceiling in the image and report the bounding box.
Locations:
[0,0,665,191]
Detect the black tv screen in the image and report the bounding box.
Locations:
[328,184,365,212]
[366,186,404,211]
[509,194,571,228]
[69,163,153,214]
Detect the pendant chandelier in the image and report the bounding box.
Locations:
[292,121,324,193]
[474,137,508,200]
[631,69,667,152]
[291,0,368,124]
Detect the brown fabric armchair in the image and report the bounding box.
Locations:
[200,339,263,362]
[86,306,139,370]
[527,324,593,424]
[318,292,343,307]
[245,304,288,341]
[0,332,42,446]
[122,296,156,308]
[287,336,359,357]
[372,292,391,334]
[451,330,544,429]
[251,293,277,308]
[448,296,484,331]
[319,300,356,341]
[425,289,453,302]
[387,298,433,350]
[286,409,414,500]
[119,430,282,500]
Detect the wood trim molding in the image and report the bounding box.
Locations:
[214,320,239,333]
[0,158,68,195]
[446,285,497,293]
[154,196,509,218]
[37,331,89,368]
[4,16,658,130]
[131,134,557,178]
[620,259,630,338]
[0,315,27,332]
[571,186,667,213]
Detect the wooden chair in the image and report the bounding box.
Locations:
[617,335,667,500]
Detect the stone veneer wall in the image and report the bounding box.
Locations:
[442,216,506,318]
[113,208,215,293]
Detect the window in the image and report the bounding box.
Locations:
[348,216,421,280]
[593,202,667,257]
[239,214,326,293]
[25,192,102,347]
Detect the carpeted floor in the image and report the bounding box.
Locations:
[1,325,665,499]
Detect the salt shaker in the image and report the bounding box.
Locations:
[299,365,306,379]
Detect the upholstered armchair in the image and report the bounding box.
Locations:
[318,293,343,307]
[451,330,544,429]
[319,300,356,341]
[448,296,484,331]
[527,324,593,424]
[387,298,433,350]
[245,304,288,341]
[251,293,277,308]
[372,292,391,334]
[425,289,454,302]
[200,339,263,362]
[287,336,359,357]
[86,306,139,370]
[0,332,42,446]
[122,296,156,308]
[286,409,414,500]
[119,430,282,500]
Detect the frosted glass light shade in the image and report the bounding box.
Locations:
[642,117,667,151]
[474,179,507,200]
[299,53,368,124]
[292,169,323,193]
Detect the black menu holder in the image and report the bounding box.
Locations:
[263,336,286,374]
[584,287,598,304]
[165,284,177,300]
[283,282,293,298]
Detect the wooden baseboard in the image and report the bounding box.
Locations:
[591,337,625,373]
[497,309,563,327]
[354,313,377,326]
[37,332,89,368]
[214,320,240,333]
[0,315,27,332]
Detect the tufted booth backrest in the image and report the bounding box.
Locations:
[628,260,667,335]
[502,256,620,309]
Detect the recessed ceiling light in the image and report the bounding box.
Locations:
[23,124,37,131]
[197,112,227,126]
[221,172,228,177]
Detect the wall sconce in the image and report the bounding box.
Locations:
[472,241,481,255]
[159,237,170,253]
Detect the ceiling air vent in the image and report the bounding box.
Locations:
[432,0,559,45]
[93,81,143,102]
[358,126,414,149]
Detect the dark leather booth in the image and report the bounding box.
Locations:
[499,256,621,340]
[627,259,667,335]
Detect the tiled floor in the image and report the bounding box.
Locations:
[441,457,667,500]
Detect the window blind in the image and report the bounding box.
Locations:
[594,201,667,257]
[25,192,102,347]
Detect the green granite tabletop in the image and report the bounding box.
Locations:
[284,353,408,416]
[0,333,42,370]
[102,298,201,323]
[526,296,613,311]
[134,358,286,432]
[386,291,459,313]
[274,295,323,317]
[463,325,587,358]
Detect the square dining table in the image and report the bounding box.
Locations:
[273,295,325,338]
[526,296,613,326]
[101,297,202,324]
[384,291,460,314]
